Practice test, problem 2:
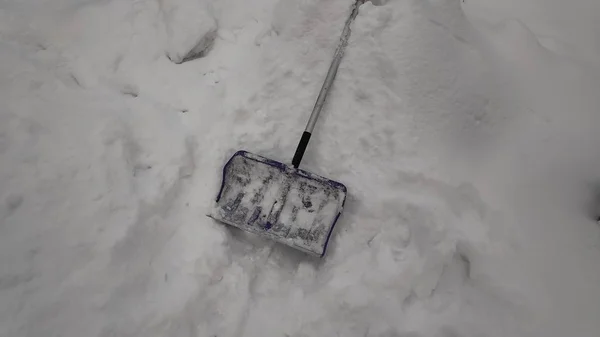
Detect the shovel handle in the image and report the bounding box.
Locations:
[291,0,364,168]
[292,131,312,168]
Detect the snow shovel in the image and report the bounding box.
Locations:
[208,0,364,257]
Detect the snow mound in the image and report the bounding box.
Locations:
[159,0,217,64]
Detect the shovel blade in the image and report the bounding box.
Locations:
[208,151,347,257]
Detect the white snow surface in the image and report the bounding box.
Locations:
[1,0,600,336]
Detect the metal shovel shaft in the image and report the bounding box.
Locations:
[292,0,365,168]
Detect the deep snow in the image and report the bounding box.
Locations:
[1,0,600,336]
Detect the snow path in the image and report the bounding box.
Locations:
[1,0,600,336]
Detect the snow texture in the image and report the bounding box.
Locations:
[1,0,600,336]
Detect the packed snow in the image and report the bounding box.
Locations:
[1,0,600,336]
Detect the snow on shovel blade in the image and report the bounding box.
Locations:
[208,151,347,257]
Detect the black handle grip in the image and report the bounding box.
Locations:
[292,131,312,168]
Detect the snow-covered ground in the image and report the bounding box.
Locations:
[1,0,600,336]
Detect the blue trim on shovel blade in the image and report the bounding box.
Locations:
[321,211,342,257]
[215,150,249,202]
